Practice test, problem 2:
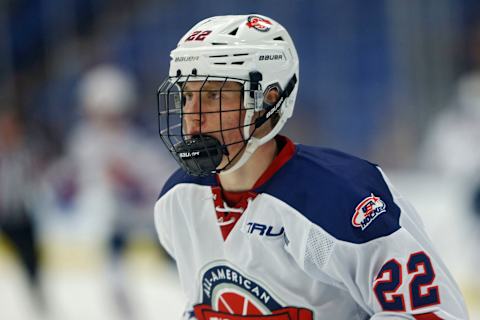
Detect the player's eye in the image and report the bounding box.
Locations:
[207,91,220,100]
[183,92,194,101]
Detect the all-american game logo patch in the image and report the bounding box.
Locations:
[194,263,313,319]
[246,15,272,32]
[352,193,386,230]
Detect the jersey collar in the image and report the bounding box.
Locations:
[216,135,296,194]
[251,135,296,189]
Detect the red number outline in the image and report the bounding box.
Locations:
[196,30,211,41]
[374,252,441,313]
[408,251,441,310]
[185,30,212,42]
[186,31,201,41]
[373,259,406,311]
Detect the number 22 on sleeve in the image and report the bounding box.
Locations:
[373,251,440,312]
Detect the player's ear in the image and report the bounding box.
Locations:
[264,87,280,105]
[252,87,281,137]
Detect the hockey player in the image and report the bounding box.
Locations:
[155,14,468,319]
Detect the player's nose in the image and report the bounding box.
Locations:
[183,92,200,113]
[183,93,203,135]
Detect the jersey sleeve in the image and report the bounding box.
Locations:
[154,192,176,259]
[154,168,205,259]
[302,167,468,319]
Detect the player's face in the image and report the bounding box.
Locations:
[182,81,246,167]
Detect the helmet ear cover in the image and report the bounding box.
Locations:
[255,74,297,128]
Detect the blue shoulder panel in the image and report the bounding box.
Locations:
[255,144,401,244]
[158,168,217,199]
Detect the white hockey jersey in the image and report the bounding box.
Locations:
[154,136,468,320]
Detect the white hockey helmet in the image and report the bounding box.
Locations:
[157,14,299,176]
[79,65,137,116]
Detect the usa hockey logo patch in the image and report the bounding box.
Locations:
[352,193,386,230]
[246,15,272,32]
[194,264,313,319]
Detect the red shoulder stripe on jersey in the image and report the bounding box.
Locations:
[413,312,443,320]
[214,135,295,203]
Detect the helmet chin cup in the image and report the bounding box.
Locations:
[175,135,226,176]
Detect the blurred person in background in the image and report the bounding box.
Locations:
[421,19,480,182]
[0,109,45,313]
[421,72,480,179]
[420,21,480,312]
[420,71,480,308]
[49,64,174,319]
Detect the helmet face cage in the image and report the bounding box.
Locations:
[157,14,300,176]
[157,74,262,176]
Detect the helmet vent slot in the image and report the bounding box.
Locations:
[228,28,238,36]
[210,54,228,58]
[211,42,228,45]
[213,62,227,65]
[233,53,249,56]
[273,36,284,41]
[231,61,244,65]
